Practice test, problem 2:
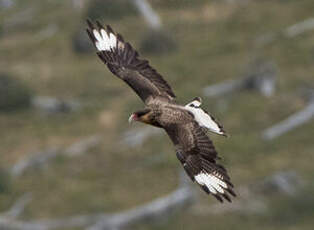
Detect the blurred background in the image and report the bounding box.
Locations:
[1,0,314,229]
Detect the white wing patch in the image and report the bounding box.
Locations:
[185,99,225,136]
[195,171,227,194]
[92,28,117,51]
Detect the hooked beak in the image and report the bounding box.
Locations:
[128,114,136,124]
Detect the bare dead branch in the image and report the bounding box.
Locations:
[192,170,304,216]
[262,100,314,140]
[10,148,60,178]
[256,18,314,46]
[284,18,314,37]
[203,78,245,98]
[0,213,108,230]
[130,0,176,55]
[87,184,194,230]
[131,0,162,30]
[10,135,102,177]
[31,96,80,114]
[251,170,304,196]
[0,173,194,230]
[1,169,302,230]
[203,61,277,98]
[1,193,32,219]
[65,135,102,157]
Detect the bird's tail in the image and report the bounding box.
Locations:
[185,97,227,137]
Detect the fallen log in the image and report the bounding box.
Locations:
[131,0,162,30]
[87,173,193,230]
[0,214,106,230]
[10,148,60,178]
[130,0,176,54]
[192,170,304,216]
[256,18,314,46]
[31,96,80,114]
[203,61,277,98]
[284,18,314,37]
[0,173,194,230]
[262,100,314,140]
[1,193,32,219]
[10,135,102,177]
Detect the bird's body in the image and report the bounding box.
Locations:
[86,20,236,202]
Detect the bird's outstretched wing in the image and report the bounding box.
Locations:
[166,122,236,202]
[86,20,176,104]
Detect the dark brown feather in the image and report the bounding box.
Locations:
[86,20,176,104]
[86,20,235,203]
[165,119,235,202]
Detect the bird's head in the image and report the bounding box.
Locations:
[128,108,152,124]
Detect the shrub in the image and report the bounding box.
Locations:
[0,73,32,111]
[85,0,137,21]
[0,169,11,194]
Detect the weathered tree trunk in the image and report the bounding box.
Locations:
[0,173,194,230]
[87,185,193,230]
[203,62,277,98]
[11,135,102,177]
[130,0,176,54]
[1,193,32,219]
[262,101,314,140]
[256,18,314,46]
[131,0,162,30]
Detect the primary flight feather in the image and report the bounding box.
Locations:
[86,20,236,202]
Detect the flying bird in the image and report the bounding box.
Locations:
[86,20,236,202]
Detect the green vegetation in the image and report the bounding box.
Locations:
[0,0,314,229]
[85,0,137,21]
[0,73,32,111]
[140,29,177,55]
